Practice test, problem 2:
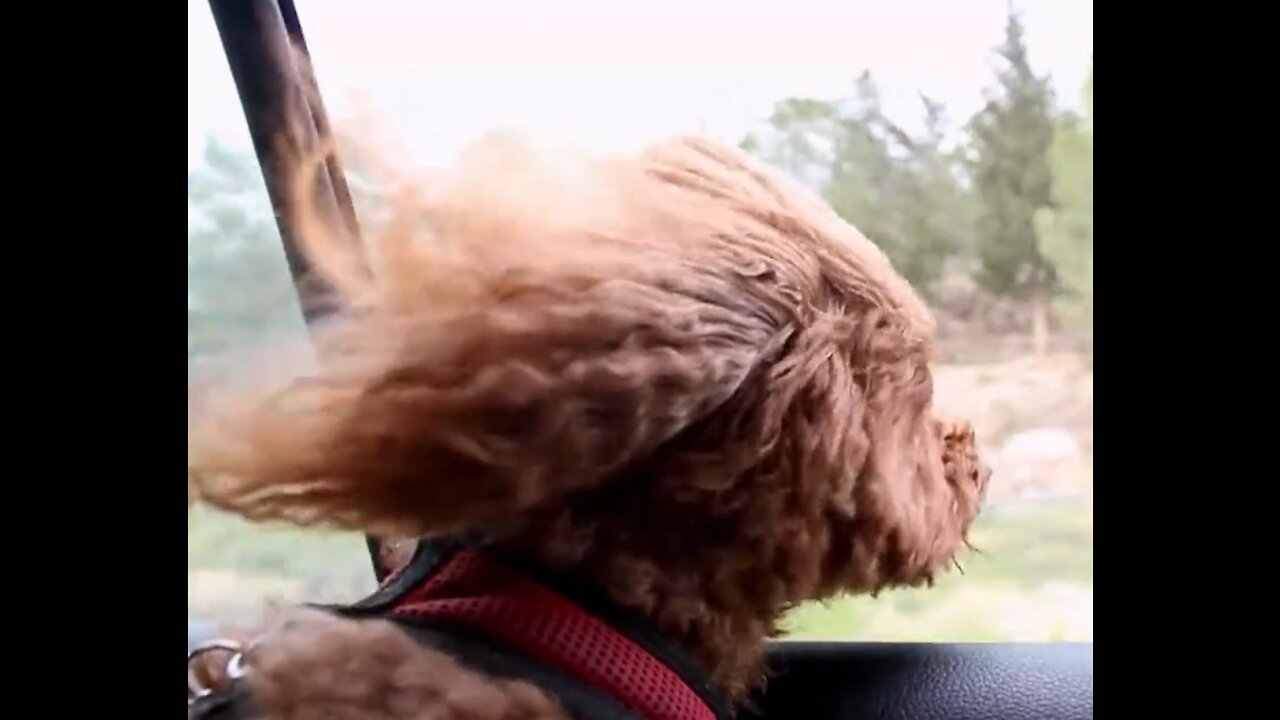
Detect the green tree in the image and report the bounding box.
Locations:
[968,9,1059,354]
[823,74,899,276]
[872,94,979,287]
[187,137,306,367]
[745,95,846,189]
[1036,65,1093,337]
[744,73,973,293]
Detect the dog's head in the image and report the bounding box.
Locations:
[188,131,988,619]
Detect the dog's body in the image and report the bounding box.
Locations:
[188,132,989,719]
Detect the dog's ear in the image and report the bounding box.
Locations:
[187,133,786,537]
[187,274,778,537]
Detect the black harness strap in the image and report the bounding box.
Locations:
[190,539,731,720]
[189,624,642,720]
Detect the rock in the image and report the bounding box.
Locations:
[1000,427,1082,466]
[994,428,1087,499]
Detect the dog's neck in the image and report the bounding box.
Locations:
[496,538,789,702]
[487,469,849,703]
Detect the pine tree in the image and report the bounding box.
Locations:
[876,94,978,288]
[1036,64,1093,338]
[968,9,1059,354]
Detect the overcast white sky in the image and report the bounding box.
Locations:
[187,0,1092,170]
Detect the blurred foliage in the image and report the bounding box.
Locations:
[744,72,975,293]
[187,6,1093,640]
[743,11,1090,356]
[187,138,305,366]
[967,13,1059,306]
[1036,65,1093,336]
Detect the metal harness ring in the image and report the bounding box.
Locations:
[188,639,249,705]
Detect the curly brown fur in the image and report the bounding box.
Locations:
[189,130,989,711]
[197,608,570,720]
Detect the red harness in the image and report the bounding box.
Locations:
[384,548,718,720]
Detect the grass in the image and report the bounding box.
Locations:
[189,496,1092,641]
[783,496,1093,642]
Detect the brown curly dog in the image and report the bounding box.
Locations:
[187,130,990,719]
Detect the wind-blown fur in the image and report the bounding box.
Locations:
[188,128,990,718]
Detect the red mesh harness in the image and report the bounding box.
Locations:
[372,545,726,720]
